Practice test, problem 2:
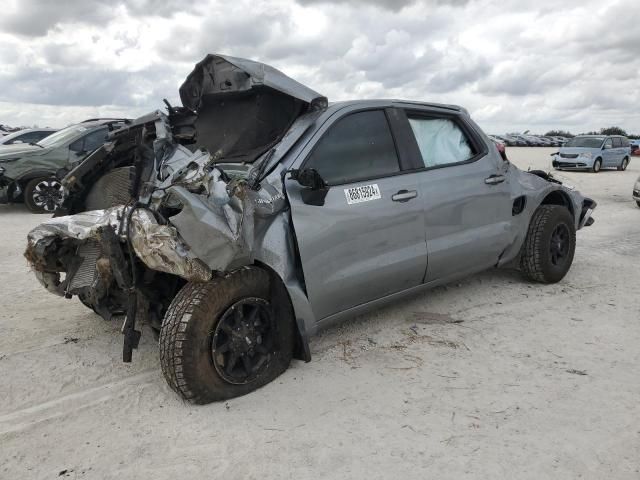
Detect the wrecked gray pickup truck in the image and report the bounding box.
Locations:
[25,54,596,403]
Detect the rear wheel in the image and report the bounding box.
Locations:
[591,158,602,173]
[159,267,295,404]
[24,177,63,213]
[636,201,640,208]
[617,157,629,171]
[521,205,576,283]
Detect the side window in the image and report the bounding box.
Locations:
[69,137,84,152]
[82,128,108,152]
[604,138,613,148]
[621,137,630,147]
[32,131,52,142]
[407,116,475,168]
[305,110,400,185]
[612,137,622,148]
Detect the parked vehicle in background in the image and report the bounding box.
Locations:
[25,54,597,404]
[494,135,518,146]
[552,135,630,172]
[633,175,640,207]
[0,128,57,146]
[0,119,127,212]
[489,136,508,161]
[506,134,529,146]
[630,139,640,156]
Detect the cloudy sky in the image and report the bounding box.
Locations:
[1,0,639,134]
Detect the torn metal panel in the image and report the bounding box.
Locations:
[129,209,211,282]
[167,185,255,272]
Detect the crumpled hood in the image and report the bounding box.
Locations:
[179,54,327,111]
[178,54,327,163]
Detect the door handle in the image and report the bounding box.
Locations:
[391,189,418,202]
[485,174,505,185]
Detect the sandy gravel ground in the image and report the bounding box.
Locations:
[1,148,639,479]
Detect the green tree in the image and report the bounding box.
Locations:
[545,130,574,138]
[600,126,628,136]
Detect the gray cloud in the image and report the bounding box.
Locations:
[0,0,113,37]
[0,0,197,37]
[0,64,180,108]
[1,0,640,134]
[295,0,469,11]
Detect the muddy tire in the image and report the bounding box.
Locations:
[591,158,602,173]
[520,205,576,283]
[24,177,63,213]
[159,267,295,404]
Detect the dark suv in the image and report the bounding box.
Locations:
[0,119,127,212]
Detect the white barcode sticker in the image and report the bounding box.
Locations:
[344,184,382,204]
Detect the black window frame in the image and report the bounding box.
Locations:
[300,108,406,187]
[396,108,488,172]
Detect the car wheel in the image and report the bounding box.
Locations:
[636,201,640,208]
[24,177,64,213]
[617,157,629,171]
[591,158,602,173]
[520,205,576,283]
[159,267,295,404]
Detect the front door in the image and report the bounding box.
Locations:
[285,109,428,321]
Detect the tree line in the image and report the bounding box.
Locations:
[544,127,639,139]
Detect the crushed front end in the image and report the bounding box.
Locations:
[24,54,327,362]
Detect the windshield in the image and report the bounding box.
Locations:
[564,137,604,148]
[37,124,92,148]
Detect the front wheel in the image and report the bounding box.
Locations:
[591,158,602,173]
[159,267,295,404]
[520,205,576,283]
[618,157,629,171]
[23,177,64,213]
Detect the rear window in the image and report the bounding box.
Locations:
[407,116,475,168]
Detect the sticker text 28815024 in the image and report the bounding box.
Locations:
[344,184,382,205]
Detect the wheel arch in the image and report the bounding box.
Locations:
[253,260,312,362]
[16,169,57,186]
[539,189,575,220]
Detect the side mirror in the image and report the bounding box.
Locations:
[288,168,329,206]
[289,168,327,190]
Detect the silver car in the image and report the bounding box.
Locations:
[25,54,596,403]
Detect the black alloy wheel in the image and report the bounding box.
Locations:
[549,223,570,267]
[211,298,275,385]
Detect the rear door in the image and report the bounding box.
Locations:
[609,137,623,166]
[400,110,513,282]
[285,109,428,321]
